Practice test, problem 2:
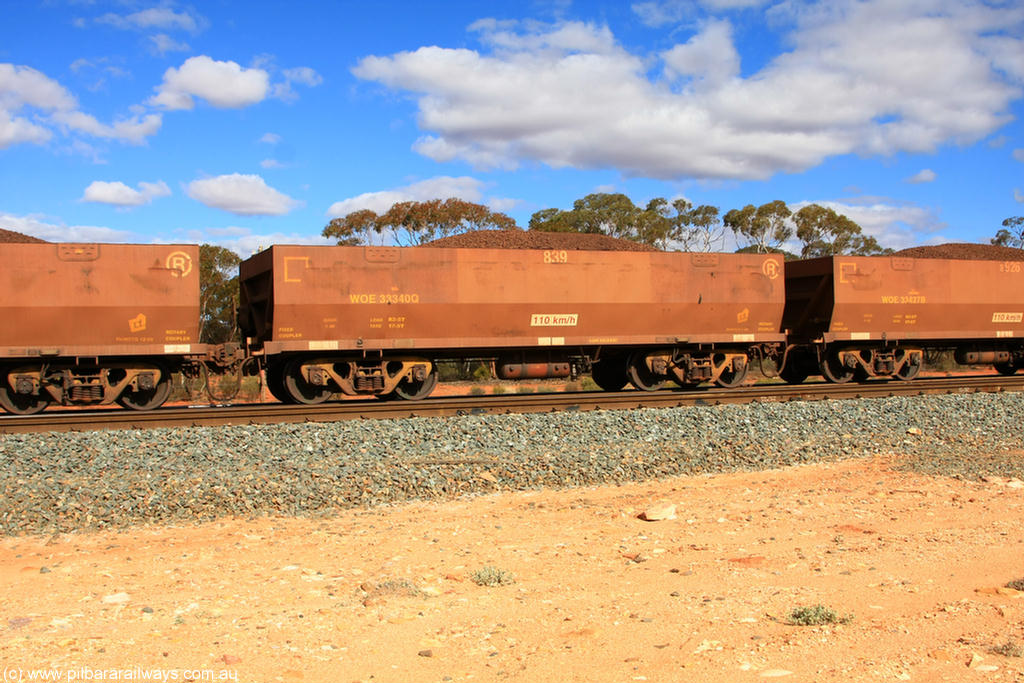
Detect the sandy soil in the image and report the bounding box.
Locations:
[2,454,1023,683]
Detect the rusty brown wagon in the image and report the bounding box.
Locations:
[781,256,1024,383]
[0,243,207,414]
[238,245,788,402]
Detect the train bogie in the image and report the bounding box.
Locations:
[0,243,204,413]
[239,245,787,400]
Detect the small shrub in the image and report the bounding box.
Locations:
[517,385,535,394]
[990,639,1024,658]
[786,605,852,626]
[472,364,492,382]
[563,381,582,392]
[491,384,506,395]
[470,386,486,396]
[470,566,515,587]
[579,376,600,392]
[1005,577,1024,591]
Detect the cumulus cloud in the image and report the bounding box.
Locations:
[186,173,302,216]
[1013,149,1024,163]
[905,169,936,184]
[272,66,324,102]
[0,212,137,242]
[353,2,1024,181]
[259,132,282,144]
[149,56,270,110]
[97,7,204,33]
[0,63,161,148]
[82,180,171,207]
[791,198,946,251]
[326,176,487,217]
[149,33,190,55]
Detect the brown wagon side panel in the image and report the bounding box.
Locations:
[784,256,1024,343]
[0,243,202,358]
[240,245,787,353]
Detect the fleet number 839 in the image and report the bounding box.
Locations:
[543,250,569,264]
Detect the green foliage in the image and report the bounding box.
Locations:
[490,384,507,395]
[323,198,518,246]
[470,566,515,587]
[1005,577,1024,591]
[786,605,852,626]
[469,386,486,396]
[992,216,1024,248]
[198,244,241,344]
[794,204,891,257]
[528,193,724,251]
[990,639,1024,658]
[472,364,492,382]
[723,200,793,254]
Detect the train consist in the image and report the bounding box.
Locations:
[1,241,1022,414]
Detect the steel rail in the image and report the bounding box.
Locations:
[1,375,1023,435]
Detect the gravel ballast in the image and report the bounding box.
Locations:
[1,392,1022,536]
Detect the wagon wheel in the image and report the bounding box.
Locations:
[778,362,809,385]
[265,362,292,403]
[894,352,922,381]
[994,361,1018,376]
[714,356,749,388]
[117,366,173,411]
[0,376,50,415]
[819,349,854,384]
[591,358,628,391]
[626,352,664,391]
[393,370,438,401]
[282,358,333,405]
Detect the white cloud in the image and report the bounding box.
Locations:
[97,8,203,33]
[273,66,323,102]
[792,198,946,251]
[0,212,137,242]
[662,19,739,87]
[326,176,487,217]
[1013,149,1024,163]
[185,228,331,259]
[150,33,190,55]
[149,56,270,110]
[632,0,768,26]
[905,169,936,184]
[0,62,161,148]
[353,3,1024,181]
[52,110,162,144]
[82,180,171,207]
[259,132,282,144]
[260,159,285,169]
[186,173,302,216]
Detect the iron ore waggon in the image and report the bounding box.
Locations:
[0,243,206,414]
[238,245,788,402]
[780,255,1024,383]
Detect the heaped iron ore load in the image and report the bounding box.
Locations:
[238,245,787,402]
[0,243,206,414]
[781,256,1024,383]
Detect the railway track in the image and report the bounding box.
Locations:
[2,374,1023,435]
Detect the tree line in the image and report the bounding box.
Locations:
[195,202,1024,344]
[322,192,891,259]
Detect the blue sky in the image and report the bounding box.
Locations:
[1,0,1022,256]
